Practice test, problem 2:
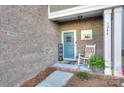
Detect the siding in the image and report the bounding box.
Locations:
[50,5,79,12]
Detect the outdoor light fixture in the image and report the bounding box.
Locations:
[78,16,83,20]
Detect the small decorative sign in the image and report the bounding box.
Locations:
[81,29,92,40]
[58,43,63,61]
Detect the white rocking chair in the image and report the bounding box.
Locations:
[77,44,96,67]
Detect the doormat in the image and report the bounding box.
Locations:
[60,60,76,65]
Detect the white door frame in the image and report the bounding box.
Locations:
[61,30,77,60]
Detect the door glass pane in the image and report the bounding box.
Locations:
[64,33,74,44]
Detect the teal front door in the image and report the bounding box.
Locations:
[63,32,75,59]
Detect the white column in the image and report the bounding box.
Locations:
[104,9,112,75]
[113,7,123,76]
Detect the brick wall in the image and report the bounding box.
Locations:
[59,16,103,57]
[0,6,59,86]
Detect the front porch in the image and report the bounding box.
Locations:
[52,62,91,72]
[53,6,124,76]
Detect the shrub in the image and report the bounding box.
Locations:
[87,55,105,69]
[75,71,90,80]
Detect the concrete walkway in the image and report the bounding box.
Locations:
[36,71,73,87]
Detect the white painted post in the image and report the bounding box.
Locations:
[113,7,123,76]
[104,9,112,75]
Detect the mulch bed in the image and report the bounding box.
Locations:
[16,67,57,87]
[16,66,124,87]
[66,73,124,87]
[49,67,124,87]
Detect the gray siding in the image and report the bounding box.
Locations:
[50,5,79,12]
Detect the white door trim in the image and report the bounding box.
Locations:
[61,30,76,60]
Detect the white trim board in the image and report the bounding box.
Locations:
[103,8,112,75]
[113,7,123,76]
[49,5,120,20]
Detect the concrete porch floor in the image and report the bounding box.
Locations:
[51,62,91,72]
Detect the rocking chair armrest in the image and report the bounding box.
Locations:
[83,57,89,60]
[80,56,85,59]
[80,57,84,59]
[79,56,89,60]
[78,53,84,57]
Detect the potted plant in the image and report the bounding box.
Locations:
[87,55,105,73]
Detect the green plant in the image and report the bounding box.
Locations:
[75,71,90,80]
[87,55,105,69]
